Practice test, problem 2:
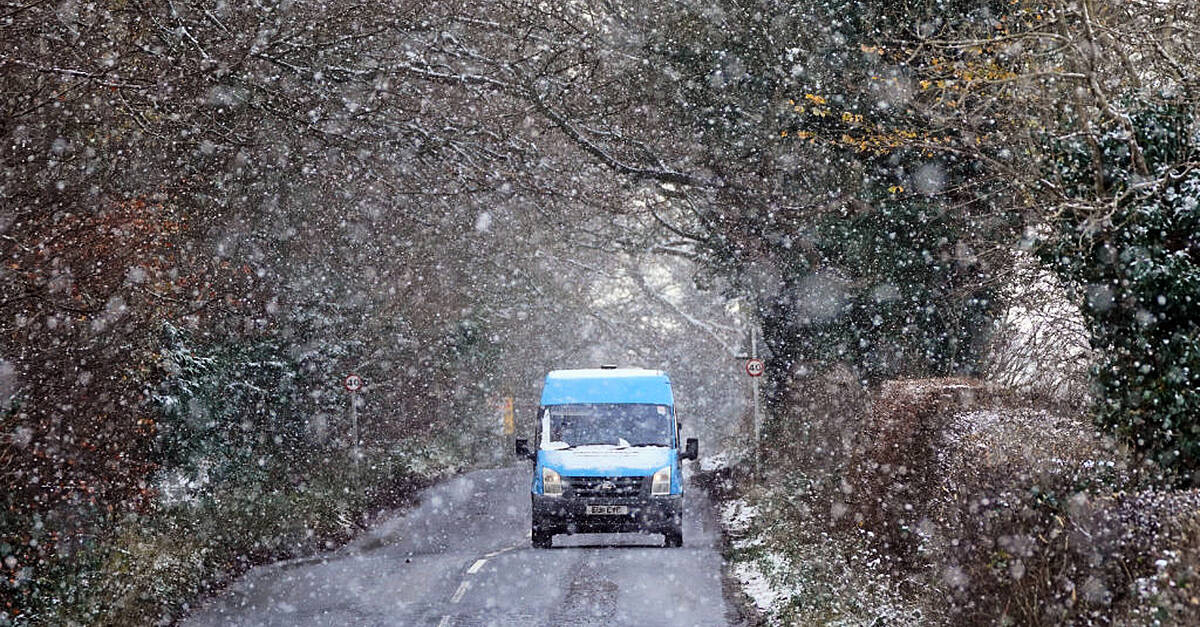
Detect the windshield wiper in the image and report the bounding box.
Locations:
[627,442,668,447]
[571,440,633,448]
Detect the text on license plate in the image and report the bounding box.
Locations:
[586,505,628,515]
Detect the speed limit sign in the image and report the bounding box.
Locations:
[343,373,364,392]
[745,359,765,377]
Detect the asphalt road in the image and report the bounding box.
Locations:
[184,465,734,626]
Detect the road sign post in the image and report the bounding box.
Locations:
[749,331,762,481]
[344,373,364,473]
[734,331,765,481]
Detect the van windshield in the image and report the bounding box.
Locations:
[541,404,673,449]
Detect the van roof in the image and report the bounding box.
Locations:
[540,368,673,406]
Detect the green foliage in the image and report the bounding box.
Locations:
[640,1,1008,392]
[8,448,439,625]
[1,317,494,624]
[747,185,1001,404]
[1042,99,1200,484]
[801,195,997,379]
[152,324,306,478]
[642,0,1014,166]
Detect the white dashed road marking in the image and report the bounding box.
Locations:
[483,545,518,559]
[450,581,470,603]
[442,545,518,624]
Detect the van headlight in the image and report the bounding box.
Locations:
[651,466,671,496]
[542,467,563,496]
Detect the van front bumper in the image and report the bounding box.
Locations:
[532,494,682,535]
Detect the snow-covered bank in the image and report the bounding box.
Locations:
[703,456,926,624]
[717,491,927,623]
[707,381,1200,625]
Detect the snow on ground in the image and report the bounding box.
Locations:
[719,498,786,615]
[719,499,757,536]
[732,555,785,615]
[699,451,731,472]
[939,406,1118,478]
[717,491,928,625]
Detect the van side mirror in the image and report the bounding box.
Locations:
[515,438,535,461]
[683,438,698,461]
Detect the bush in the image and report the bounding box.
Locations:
[3,323,457,624]
[762,363,867,482]
[11,447,437,625]
[755,193,1003,411]
[1042,98,1200,485]
[839,379,1200,624]
[152,324,309,477]
[842,379,963,571]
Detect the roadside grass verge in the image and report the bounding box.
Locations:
[7,445,452,625]
[702,464,930,625]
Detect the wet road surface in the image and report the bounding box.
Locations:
[184,465,733,626]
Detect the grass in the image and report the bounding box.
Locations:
[711,470,930,625]
[7,445,450,626]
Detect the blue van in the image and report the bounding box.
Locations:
[515,367,698,548]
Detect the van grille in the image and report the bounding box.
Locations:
[566,476,644,498]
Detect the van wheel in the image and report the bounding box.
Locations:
[664,527,683,548]
[532,527,553,549]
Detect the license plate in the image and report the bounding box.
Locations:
[586,505,628,515]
